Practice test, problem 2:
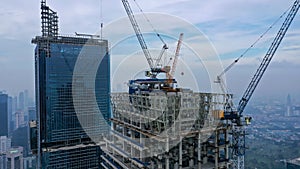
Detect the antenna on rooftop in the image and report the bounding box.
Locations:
[100,0,103,39]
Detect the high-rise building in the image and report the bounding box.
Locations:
[0,137,12,168]
[14,111,25,130]
[293,106,300,116]
[24,90,29,110]
[18,92,25,112]
[31,1,110,168]
[0,154,6,169]
[286,94,292,117]
[7,97,12,136]
[12,126,30,157]
[29,121,37,155]
[12,96,18,113]
[0,93,9,137]
[0,136,11,153]
[11,96,18,134]
[23,156,36,169]
[27,107,36,121]
[6,146,24,169]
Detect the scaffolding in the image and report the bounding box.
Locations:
[102,90,232,169]
[41,0,58,37]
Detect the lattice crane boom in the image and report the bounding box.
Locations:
[237,0,300,116]
[230,1,300,169]
[121,0,154,69]
[170,33,184,78]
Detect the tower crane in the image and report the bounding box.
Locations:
[165,33,184,82]
[165,33,183,85]
[215,0,300,168]
[170,33,184,80]
[121,0,168,78]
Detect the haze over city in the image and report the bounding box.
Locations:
[0,0,299,99]
[0,1,300,169]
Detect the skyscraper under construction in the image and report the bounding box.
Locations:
[32,1,110,168]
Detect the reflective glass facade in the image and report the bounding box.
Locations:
[33,36,110,168]
[42,145,101,169]
[0,93,8,137]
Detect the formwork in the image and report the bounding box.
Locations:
[101,89,231,169]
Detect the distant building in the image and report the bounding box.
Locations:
[287,157,300,169]
[14,111,25,130]
[11,97,18,131]
[0,93,9,136]
[23,90,29,111]
[31,1,110,168]
[12,96,18,113]
[18,92,25,112]
[29,121,37,155]
[0,136,11,153]
[27,107,36,121]
[286,94,292,117]
[7,97,12,136]
[293,106,300,116]
[23,156,36,169]
[0,154,6,169]
[11,126,30,157]
[6,147,24,169]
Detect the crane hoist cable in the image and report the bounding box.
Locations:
[216,4,293,113]
[216,4,293,79]
[133,0,169,68]
[133,0,168,46]
[228,1,299,169]
[121,0,154,70]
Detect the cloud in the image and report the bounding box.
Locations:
[282,45,300,51]
[0,0,299,96]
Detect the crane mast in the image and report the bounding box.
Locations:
[229,1,300,168]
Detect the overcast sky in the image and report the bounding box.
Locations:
[0,0,299,101]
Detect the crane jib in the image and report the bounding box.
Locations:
[230,1,299,169]
[237,0,300,116]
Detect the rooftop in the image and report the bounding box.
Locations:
[32,35,107,46]
[288,157,300,166]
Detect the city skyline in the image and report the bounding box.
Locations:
[0,0,299,98]
[0,1,299,168]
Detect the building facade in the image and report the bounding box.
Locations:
[287,157,300,169]
[7,96,12,136]
[33,35,110,168]
[0,154,7,169]
[0,136,11,154]
[27,107,36,121]
[0,93,9,137]
[286,94,292,117]
[31,2,111,168]
[6,147,24,169]
[18,92,25,112]
[23,156,36,169]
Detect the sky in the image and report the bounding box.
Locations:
[0,0,299,102]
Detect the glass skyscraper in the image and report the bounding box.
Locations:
[32,35,110,168]
[0,93,8,137]
[31,1,110,168]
